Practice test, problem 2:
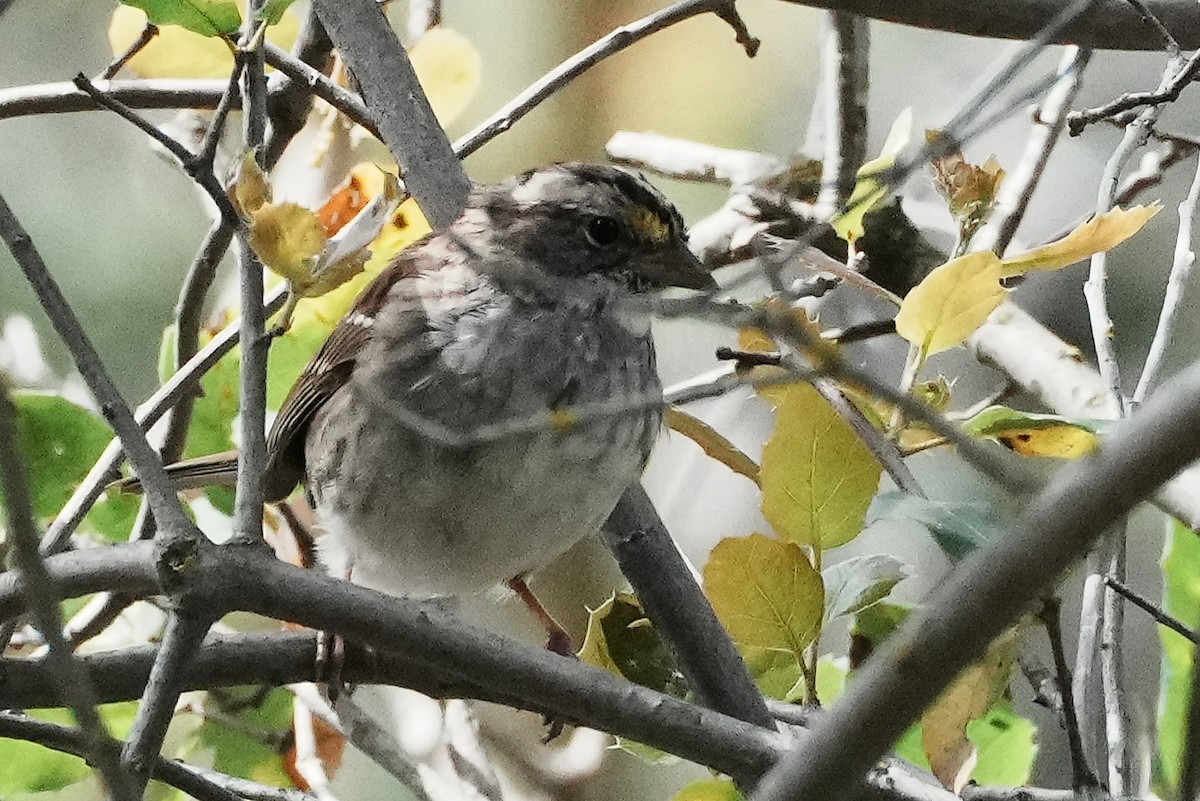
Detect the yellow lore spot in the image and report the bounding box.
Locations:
[631,206,670,242]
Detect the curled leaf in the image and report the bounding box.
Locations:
[665,407,760,486]
[999,204,1161,277]
[833,107,912,242]
[964,405,1100,458]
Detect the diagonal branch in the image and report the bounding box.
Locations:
[0,188,193,536]
[0,385,134,800]
[454,0,759,159]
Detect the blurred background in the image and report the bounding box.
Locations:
[3,1,1200,798]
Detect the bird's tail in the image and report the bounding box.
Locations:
[110,451,239,494]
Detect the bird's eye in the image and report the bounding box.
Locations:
[585,216,621,247]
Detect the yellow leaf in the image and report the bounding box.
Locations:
[922,629,1020,792]
[964,405,1100,458]
[247,202,327,281]
[287,197,431,331]
[894,251,1006,357]
[703,534,824,655]
[665,407,760,486]
[999,204,1162,277]
[108,3,300,79]
[672,778,745,801]
[408,27,482,127]
[230,151,272,217]
[760,383,882,549]
[833,107,912,242]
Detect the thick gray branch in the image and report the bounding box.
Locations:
[775,0,1200,50]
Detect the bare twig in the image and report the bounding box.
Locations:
[814,12,869,216]
[1040,599,1096,790]
[122,612,216,792]
[99,21,160,80]
[1101,539,1131,794]
[1133,147,1200,404]
[771,0,1200,50]
[811,376,924,497]
[602,484,774,787]
[39,285,287,556]
[1123,0,1182,56]
[289,685,435,801]
[454,0,760,159]
[0,386,134,799]
[312,0,470,227]
[0,78,229,120]
[1105,575,1199,642]
[70,74,239,224]
[607,130,784,186]
[974,46,1091,256]
[233,5,270,543]
[1067,49,1200,135]
[261,42,376,136]
[0,188,193,535]
[0,711,275,801]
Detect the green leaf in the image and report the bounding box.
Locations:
[188,688,294,787]
[119,0,241,36]
[577,593,688,699]
[760,383,882,549]
[7,393,112,518]
[742,646,804,702]
[832,108,911,242]
[703,534,824,657]
[672,778,745,801]
[850,601,912,668]
[966,704,1037,786]
[1156,518,1200,795]
[964,405,1100,458]
[867,491,1003,562]
[258,0,296,24]
[823,554,910,622]
[0,703,137,795]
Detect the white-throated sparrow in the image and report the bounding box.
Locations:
[137,163,713,638]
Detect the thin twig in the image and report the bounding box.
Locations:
[0,711,280,801]
[811,376,924,497]
[39,285,287,556]
[0,78,229,120]
[122,612,215,793]
[0,386,135,800]
[289,685,436,801]
[454,0,760,159]
[1122,0,1181,56]
[313,0,470,228]
[0,188,193,535]
[197,54,247,170]
[974,46,1091,256]
[260,41,377,137]
[814,11,869,217]
[71,74,240,224]
[99,22,160,80]
[233,7,270,543]
[1019,649,1095,801]
[1067,49,1200,135]
[1132,146,1200,404]
[1101,538,1131,794]
[602,484,774,788]
[1105,575,1199,642]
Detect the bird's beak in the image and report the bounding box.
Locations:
[638,240,718,291]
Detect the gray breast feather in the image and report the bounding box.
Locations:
[351,263,661,439]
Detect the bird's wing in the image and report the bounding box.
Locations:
[263,251,426,501]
